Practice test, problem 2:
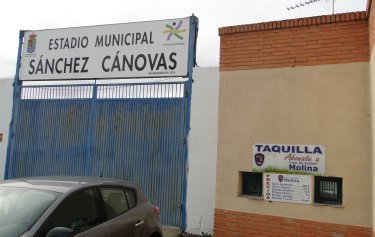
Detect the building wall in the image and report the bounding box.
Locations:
[371,44,375,237]
[216,63,371,231]
[0,78,13,180]
[186,67,219,235]
[369,1,375,236]
[369,0,375,53]
[215,209,372,237]
[216,12,372,237]
[220,12,368,71]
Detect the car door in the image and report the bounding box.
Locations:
[34,188,108,237]
[99,187,146,237]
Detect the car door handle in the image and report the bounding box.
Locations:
[135,220,144,227]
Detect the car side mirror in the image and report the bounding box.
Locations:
[46,227,75,237]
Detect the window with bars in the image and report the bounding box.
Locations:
[314,176,342,205]
[240,172,262,197]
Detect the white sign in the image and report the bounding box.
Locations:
[253,144,325,175]
[20,17,192,80]
[264,173,312,204]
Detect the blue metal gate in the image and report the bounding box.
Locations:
[6,82,190,227]
[6,16,198,230]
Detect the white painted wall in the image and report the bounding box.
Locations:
[0,78,13,180]
[186,67,219,235]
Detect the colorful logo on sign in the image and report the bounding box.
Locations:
[163,20,187,40]
[27,33,37,53]
[278,175,284,182]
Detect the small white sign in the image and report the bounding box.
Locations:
[253,144,325,175]
[264,173,312,204]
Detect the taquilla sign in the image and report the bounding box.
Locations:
[20,17,192,80]
[252,144,325,175]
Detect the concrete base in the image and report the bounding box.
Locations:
[162,226,181,237]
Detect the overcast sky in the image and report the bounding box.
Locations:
[0,0,368,78]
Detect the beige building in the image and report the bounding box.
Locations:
[215,1,375,236]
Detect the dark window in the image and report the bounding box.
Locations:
[36,189,101,237]
[241,172,262,197]
[124,189,137,208]
[314,176,342,205]
[100,188,137,220]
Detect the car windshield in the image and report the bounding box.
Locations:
[0,186,61,237]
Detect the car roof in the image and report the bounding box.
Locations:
[0,176,139,194]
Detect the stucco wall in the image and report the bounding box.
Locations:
[371,42,375,237]
[367,1,375,234]
[216,62,372,227]
[0,78,13,180]
[186,67,219,234]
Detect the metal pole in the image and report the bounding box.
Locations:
[181,14,198,231]
[85,81,98,176]
[5,30,24,179]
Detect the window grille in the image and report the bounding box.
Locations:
[20,82,185,100]
[241,172,262,197]
[314,176,342,205]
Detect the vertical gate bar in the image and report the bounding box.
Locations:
[180,15,199,230]
[85,83,98,176]
[5,30,24,179]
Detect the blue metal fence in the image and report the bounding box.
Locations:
[6,81,189,227]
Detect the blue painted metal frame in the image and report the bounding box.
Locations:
[180,15,199,231]
[5,30,24,179]
[86,83,98,176]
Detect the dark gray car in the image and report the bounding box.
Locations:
[0,176,163,237]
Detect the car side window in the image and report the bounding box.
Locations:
[37,189,100,236]
[125,188,137,209]
[100,187,137,219]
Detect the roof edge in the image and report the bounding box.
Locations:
[219,11,367,36]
